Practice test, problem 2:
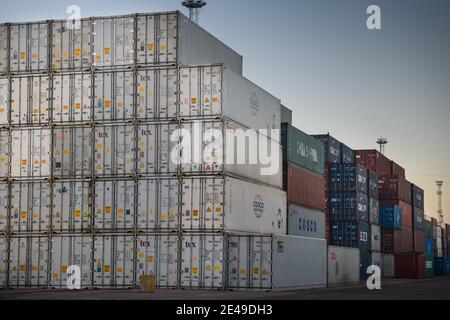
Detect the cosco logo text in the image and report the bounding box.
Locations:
[298,218,318,233]
[253,195,264,218]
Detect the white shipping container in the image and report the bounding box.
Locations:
[136,234,179,288]
[371,224,381,252]
[52,181,91,233]
[10,23,48,72]
[94,180,135,230]
[0,130,8,177]
[11,75,50,125]
[94,125,135,176]
[0,183,7,232]
[8,237,48,287]
[93,235,134,287]
[0,237,7,287]
[287,204,325,239]
[179,66,280,134]
[52,20,92,70]
[92,16,134,68]
[436,239,443,258]
[0,78,8,125]
[94,71,134,121]
[327,246,360,286]
[137,178,179,230]
[371,252,381,269]
[0,25,7,73]
[53,127,92,177]
[49,235,92,288]
[11,129,51,178]
[181,176,286,234]
[136,68,178,120]
[10,181,50,233]
[381,253,395,278]
[52,73,92,123]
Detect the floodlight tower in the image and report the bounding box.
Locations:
[376,137,388,155]
[436,181,444,227]
[182,0,207,24]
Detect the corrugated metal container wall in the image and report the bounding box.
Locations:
[51,19,92,71]
[355,150,391,176]
[368,171,379,199]
[412,207,424,231]
[0,25,7,73]
[369,198,380,225]
[0,183,8,232]
[340,143,354,164]
[282,125,324,176]
[371,252,381,268]
[381,228,413,254]
[52,74,92,123]
[382,200,412,229]
[10,181,50,233]
[329,192,368,223]
[0,237,7,287]
[395,254,425,279]
[8,236,48,287]
[413,229,425,253]
[411,184,424,210]
[0,130,8,177]
[380,204,402,229]
[379,175,412,204]
[92,16,135,68]
[11,129,51,178]
[284,163,325,211]
[425,238,434,254]
[311,134,340,164]
[391,161,405,178]
[11,75,50,125]
[424,219,433,238]
[371,224,381,252]
[330,221,370,249]
[425,254,434,278]
[381,254,395,278]
[327,246,360,285]
[10,22,49,73]
[328,164,367,193]
[49,235,92,288]
[287,204,325,239]
[0,78,8,125]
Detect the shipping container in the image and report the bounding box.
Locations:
[94,125,135,176]
[9,22,49,73]
[379,175,412,204]
[48,235,92,288]
[136,234,179,288]
[330,221,370,250]
[381,228,413,254]
[327,246,360,285]
[412,207,424,231]
[328,163,367,193]
[413,229,425,253]
[94,71,134,121]
[53,127,92,178]
[0,78,8,125]
[282,125,324,176]
[434,257,444,276]
[371,251,381,269]
[10,181,50,233]
[94,180,135,230]
[0,130,8,177]
[411,184,424,210]
[381,253,395,278]
[382,200,412,229]
[51,19,92,71]
[287,203,325,239]
[424,219,433,238]
[52,181,91,233]
[368,170,379,199]
[0,237,7,287]
[283,163,325,210]
[340,143,354,164]
[425,238,434,254]
[329,192,368,223]
[371,224,381,252]
[395,253,425,279]
[311,134,340,164]
[0,183,7,232]
[52,73,92,123]
[280,105,292,125]
[181,176,286,234]
[11,128,51,178]
[11,75,50,125]
[0,25,7,74]
[355,150,391,176]
[380,204,402,229]
[369,198,380,225]
[8,236,48,287]
[390,161,405,178]
[93,234,134,287]
[425,253,434,278]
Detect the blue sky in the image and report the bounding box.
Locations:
[1,0,449,221]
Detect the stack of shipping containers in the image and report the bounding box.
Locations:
[424,217,434,277]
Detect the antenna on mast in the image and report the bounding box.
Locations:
[377,137,388,155]
[182,0,207,24]
[436,181,444,227]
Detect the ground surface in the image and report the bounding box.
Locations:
[0,277,449,300]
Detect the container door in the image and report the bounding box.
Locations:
[94,181,113,230]
[159,68,177,119]
[10,130,28,177]
[74,127,92,177]
[10,183,29,232]
[180,234,201,287]
[114,17,134,66]
[8,237,27,287]
[93,18,111,68]
[227,235,249,288]
[94,72,112,121]
[0,237,7,287]
[0,131,8,177]
[9,25,27,72]
[136,179,157,229]
[158,14,177,64]
[93,235,112,287]
[202,235,224,289]
[52,75,71,123]
[114,71,134,120]
[250,236,272,289]
[114,236,134,287]
[136,15,156,65]
[0,183,7,232]
[30,182,50,232]
[30,23,48,71]
[115,125,135,175]
[29,237,48,286]
[159,123,179,174]
[0,25,7,73]
[158,234,178,287]
[159,178,179,230]
[137,124,156,174]
[49,236,66,287]
[52,21,70,70]
[115,180,135,229]
[73,74,92,122]
[94,126,113,176]
[33,129,51,177]
[136,70,156,120]
[75,20,92,69]
[11,77,28,124]
[136,234,157,280]
[0,78,8,125]
[181,179,201,230]
[31,75,49,124]
[179,67,200,117]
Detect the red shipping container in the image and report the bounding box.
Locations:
[391,161,405,178]
[395,253,426,279]
[379,175,412,204]
[382,229,402,254]
[355,150,391,175]
[401,227,414,253]
[283,162,325,211]
[381,200,413,229]
[413,229,425,253]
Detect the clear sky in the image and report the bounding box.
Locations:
[1,0,449,223]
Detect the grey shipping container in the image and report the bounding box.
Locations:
[0,183,8,232]
[0,78,8,125]
[0,130,8,177]
[0,237,7,287]
[0,25,8,74]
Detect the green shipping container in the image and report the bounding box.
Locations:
[281,123,324,176]
[425,253,434,278]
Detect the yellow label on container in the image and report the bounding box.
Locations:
[212,98,219,103]
[118,208,124,214]
[104,100,111,108]
[253,268,260,275]
[214,266,221,271]
[0,108,4,113]
[117,101,123,108]
[206,265,211,271]
[192,268,198,275]
[21,160,27,166]
[191,98,197,105]
[160,44,166,52]
[19,265,26,272]
[161,214,167,220]
[75,49,81,57]
[104,48,111,55]
[63,51,69,58]
[97,144,103,149]
[41,160,47,164]
[21,212,27,219]
[117,267,123,273]
[53,272,59,278]
[33,213,39,219]
[63,149,70,155]
[216,208,222,213]
[75,211,81,218]
[105,207,111,214]
[96,54,101,61]
[63,104,69,110]
[75,103,81,109]
[138,252,144,258]
[147,256,154,263]
[139,87,145,93]
[104,265,110,273]
[240,269,246,275]
[31,265,38,272]
[147,43,154,51]
[20,52,26,60]
[61,266,68,273]
[193,210,199,217]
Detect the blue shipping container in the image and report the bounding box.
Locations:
[311,134,341,163]
[435,257,444,276]
[425,238,434,254]
[329,164,368,193]
[330,221,370,250]
[329,191,369,223]
[445,257,450,276]
[411,184,424,210]
[412,207,424,231]
[341,143,355,164]
[368,170,379,199]
[369,198,380,225]
[380,205,403,229]
[361,248,371,281]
